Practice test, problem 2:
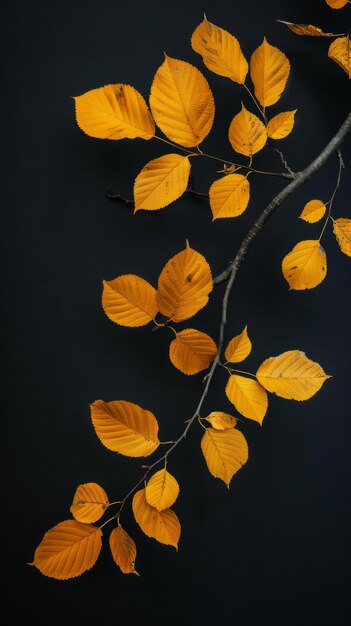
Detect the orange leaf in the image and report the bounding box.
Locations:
[204,411,238,430]
[229,105,267,157]
[282,240,327,290]
[266,110,297,139]
[102,274,157,327]
[145,469,180,510]
[326,0,349,9]
[333,218,351,256]
[132,488,180,548]
[134,154,191,211]
[299,200,326,223]
[250,38,290,107]
[169,328,217,375]
[328,37,351,78]
[109,525,139,575]
[201,427,248,487]
[70,483,109,523]
[225,375,268,424]
[209,173,250,220]
[224,326,252,363]
[278,20,342,37]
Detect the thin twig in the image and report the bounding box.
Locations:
[268,140,296,177]
[319,149,345,241]
[106,190,133,204]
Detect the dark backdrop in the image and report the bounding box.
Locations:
[2,1,350,624]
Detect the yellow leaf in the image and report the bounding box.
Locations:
[132,488,180,548]
[209,173,250,220]
[225,326,252,363]
[250,38,290,107]
[201,428,248,487]
[326,0,349,8]
[299,200,327,223]
[333,218,351,256]
[204,411,238,430]
[278,20,341,37]
[109,524,139,575]
[229,104,267,157]
[74,84,155,140]
[256,350,331,400]
[328,37,351,78]
[31,520,102,580]
[150,55,215,147]
[282,240,327,290]
[145,469,180,510]
[191,18,248,84]
[134,154,191,212]
[90,400,160,457]
[169,328,217,375]
[156,243,213,322]
[266,110,297,139]
[225,375,268,425]
[102,274,157,327]
[70,483,109,523]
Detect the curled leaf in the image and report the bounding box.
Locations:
[229,104,267,157]
[102,274,157,327]
[201,427,248,487]
[328,37,351,78]
[278,20,342,37]
[70,483,109,523]
[209,173,250,220]
[282,240,327,290]
[169,328,217,375]
[204,411,238,430]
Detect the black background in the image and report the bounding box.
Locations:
[2,1,351,624]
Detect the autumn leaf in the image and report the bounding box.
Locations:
[328,37,351,78]
[225,326,252,363]
[326,0,349,9]
[145,468,180,511]
[266,110,297,139]
[209,173,250,220]
[109,525,139,575]
[133,154,191,212]
[70,483,109,523]
[90,400,160,457]
[150,55,215,147]
[74,84,155,140]
[132,488,180,548]
[102,275,157,327]
[156,242,213,322]
[333,218,351,256]
[250,38,290,107]
[256,350,331,400]
[225,375,268,425]
[31,520,102,580]
[282,240,327,290]
[204,411,238,430]
[229,104,267,157]
[201,427,248,487]
[191,17,248,84]
[299,200,327,223]
[169,328,217,375]
[277,20,342,37]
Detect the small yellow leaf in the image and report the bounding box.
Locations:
[132,488,180,548]
[278,20,341,37]
[229,104,267,157]
[328,37,351,78]
[102,274,157,327]
[191,18,248,84]
[150,55,215,147]
[225,375,268,424]
[90,400,160,457]
[333,218,351,256]
[74,84,155,140]
[256,350,331,400]
[169,328,217,375]
[70,483,109,523]
[266,110,297,139]
[282,240,327,290]
[201,427,248,487]
[250,38,290,107]
[156,243,213,322]
[225,326,252,363]
[299,200,327,223]
[209,174,250,220]
[326,0,349,9]
[109,525,139,575]
[134,154,191,212]
[31,520,102,580]
[204,411,238,430]
[145,469,180,510]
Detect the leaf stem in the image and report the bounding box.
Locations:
[319,150,345,242]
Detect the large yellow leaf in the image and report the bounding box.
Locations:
[209,173,250,220]
[150,55,215,147]
[266,110,297,139]
[74,84,155,140]
[328,37,351,78]
[201,428,248,487]
[229,105,267,157]
[156,243,213,322]
[132,488,180,548]
[250,38,290,107]
[225,326,252,363]
[31,520,102,580]
[333,218,351,256]
[70,482,109,523]
[145,469,179,511]
[282,240,327,290]
[102,274,157,327]
[256,350,331,400]
[109,524,138,575]
[299,200,326,223]
[169,328,217,375]
[134,154,191,212]
[225,375,268,425]
[278,20,341,37]
[326,0,349,9]
[191,18,248,84]
[90,400,160,457]
[204,411,238,430]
